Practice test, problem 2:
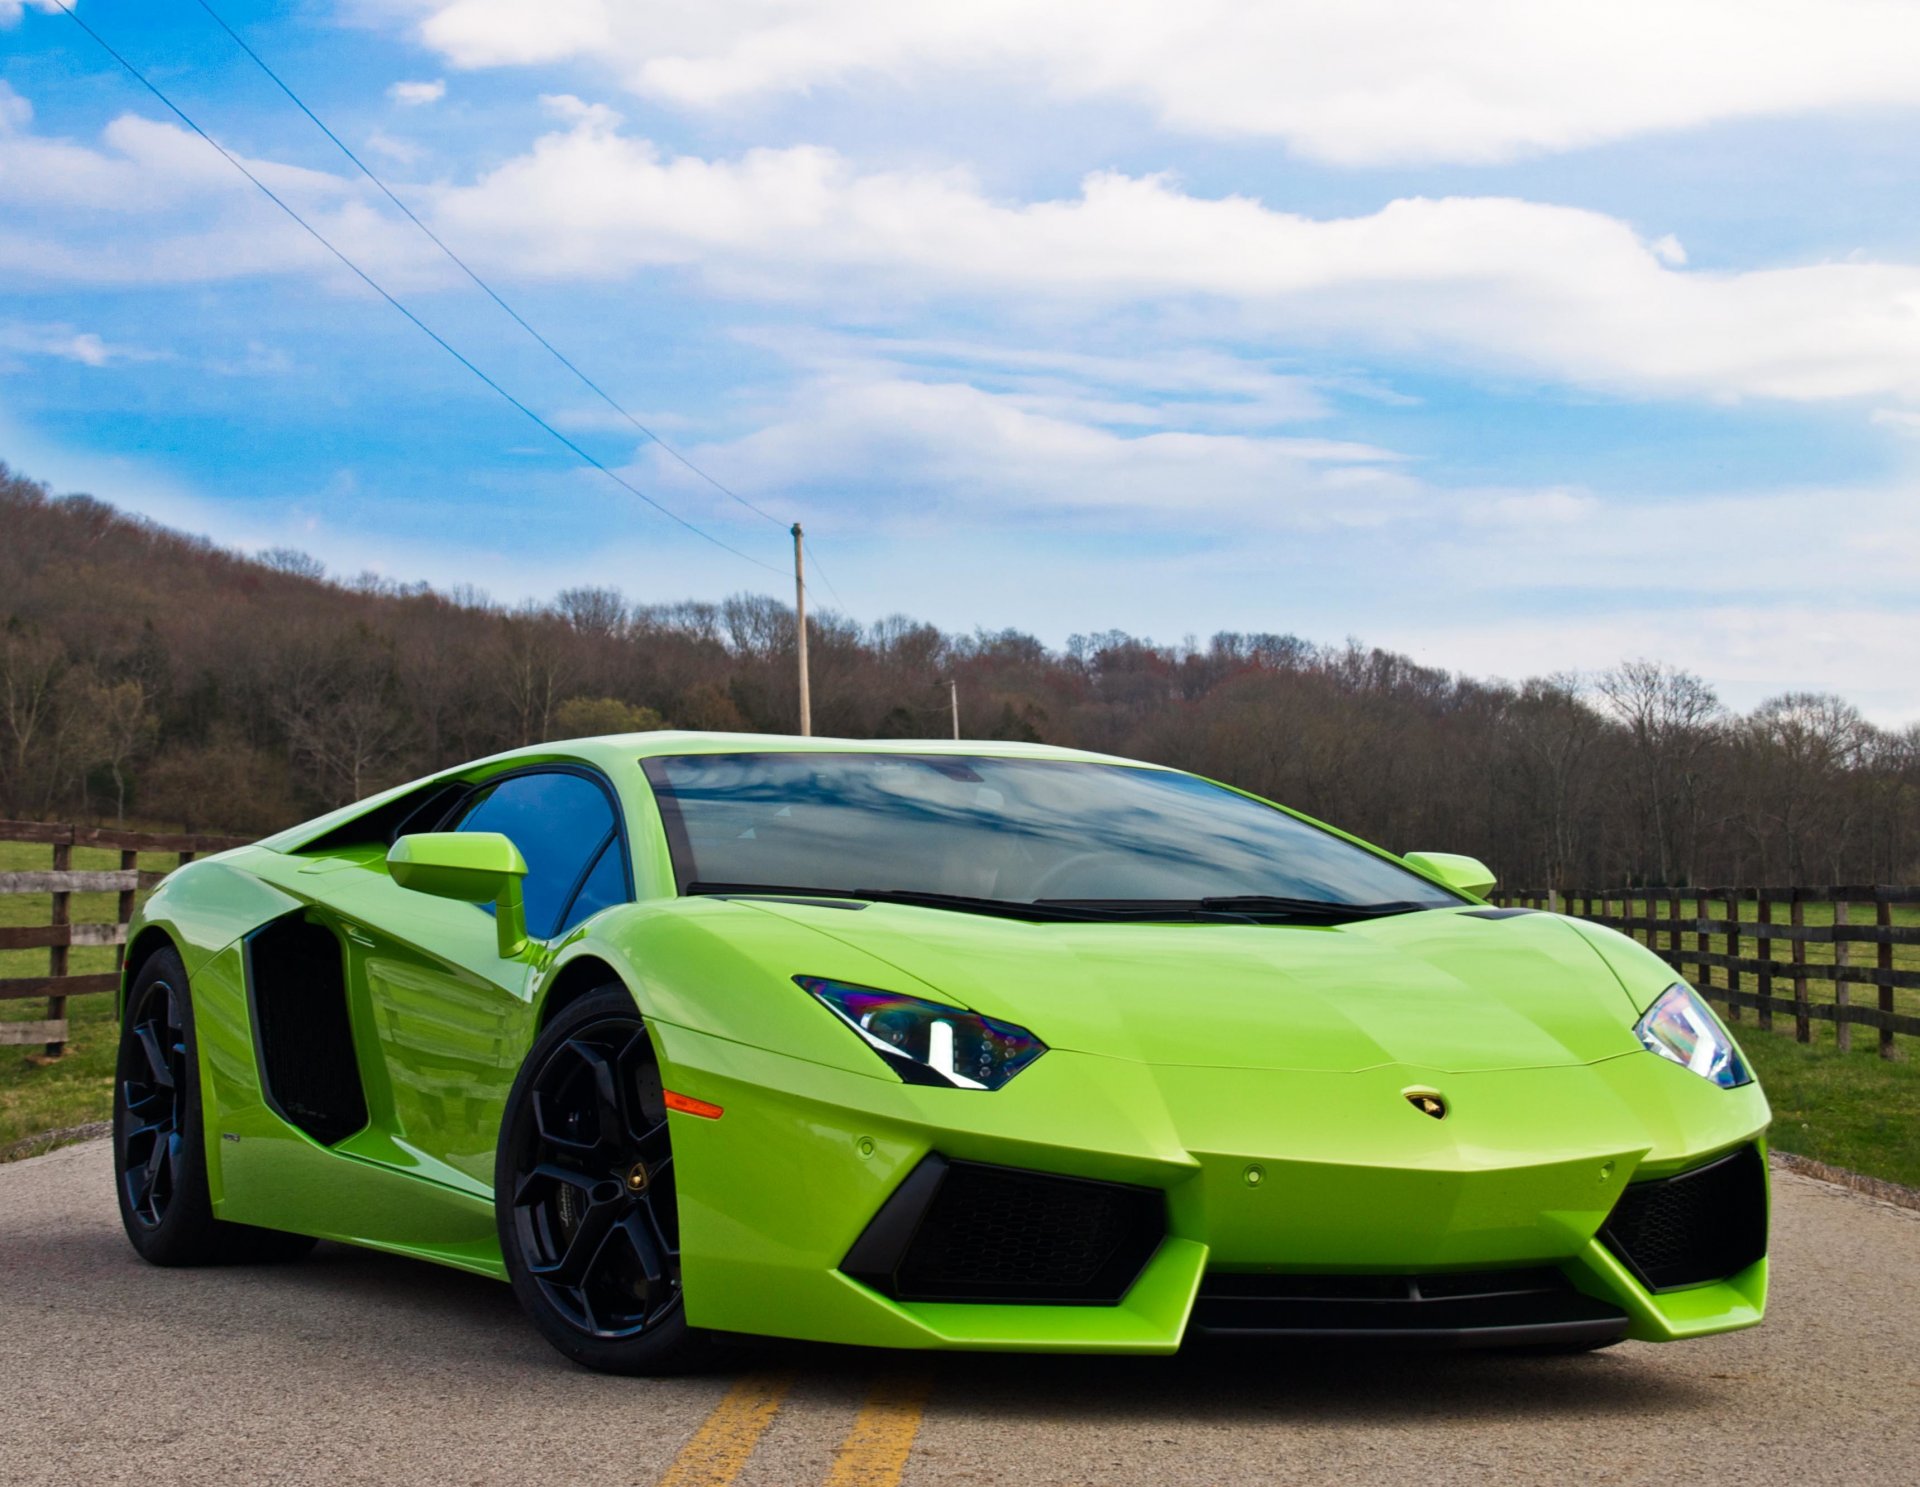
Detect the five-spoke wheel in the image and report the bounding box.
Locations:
[113,946,316,1266]
[497,987,711,1373]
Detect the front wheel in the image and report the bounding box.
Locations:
[114,946,316,1265]
[496,988,714,1374]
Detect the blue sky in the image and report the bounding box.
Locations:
[5,1,1920,720]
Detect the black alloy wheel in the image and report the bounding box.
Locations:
[118,968,188,1230]
[113,945,316,1265]
[497,988,712,1373]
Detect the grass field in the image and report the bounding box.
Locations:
[5,852,1919,1191]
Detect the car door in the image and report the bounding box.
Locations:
[325,767,631,1191]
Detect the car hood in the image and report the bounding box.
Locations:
[739,901,1646,1074]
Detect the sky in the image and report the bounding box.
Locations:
[4,1,1919,721]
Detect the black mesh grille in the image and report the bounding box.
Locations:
[1191,1267,1629,1346]
[1602,1144,1768,1292]
[843,1157,1165,1304]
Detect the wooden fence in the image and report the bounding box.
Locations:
[0,820,250,1057]
[1492,887,1920,1058]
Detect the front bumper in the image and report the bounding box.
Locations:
[652,1022,1770,1352]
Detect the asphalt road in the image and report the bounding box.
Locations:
[3,1141,1917,1487]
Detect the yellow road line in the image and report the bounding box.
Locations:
[657,1372,795,1487]
[824,1374,932,1487]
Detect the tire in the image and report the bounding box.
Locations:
[497,987,715,1375]
[114,946,318,1266]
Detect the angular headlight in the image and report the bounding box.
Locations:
[1635,982,1751,1088]
[795,976,1046,1090]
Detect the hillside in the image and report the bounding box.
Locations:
[1,461,1913,886]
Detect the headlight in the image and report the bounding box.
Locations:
[1634,982,1751,1088]
[795,976,1046,1090]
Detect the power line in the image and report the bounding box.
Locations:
[191,0,794,535]
[53,0,786,580]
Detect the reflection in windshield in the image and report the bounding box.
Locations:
[643,754,1459,911]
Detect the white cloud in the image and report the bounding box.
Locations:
[18,91,1920,407]
[0,101,446,287]
[387,79,446,105]
[425,114,1920,403]
[630,351,1419,532]
[405,0,1920,166]
[0,79,32,132]
[0,2,61,31]
[0,321,165,366]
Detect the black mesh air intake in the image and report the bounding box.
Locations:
[1601,1143,1768,1292]
[842,1156,1165,1304]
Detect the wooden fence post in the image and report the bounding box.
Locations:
[44,838,71,1059]
[1877,889,1895,1062]
[1721,889,1739,1021]
[1834,897,1851,1054]
[1790,891,1810,1044]
[1756,894,1774,1033]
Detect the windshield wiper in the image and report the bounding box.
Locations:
[1199,895,1430,920]
[684,882,1138,923]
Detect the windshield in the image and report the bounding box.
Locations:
[642,753,1460,914]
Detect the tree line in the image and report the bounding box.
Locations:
[3,463,1914,887]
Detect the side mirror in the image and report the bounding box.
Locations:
[1402,851,1497,900]
[388,831,530,957]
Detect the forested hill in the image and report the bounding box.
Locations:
[2,462,1912,886]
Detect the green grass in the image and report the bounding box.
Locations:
[1740,1032,1920,1189]
[1,837,177,1154]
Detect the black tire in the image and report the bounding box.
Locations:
[114,946,318,1266]
[497,987,715,1375]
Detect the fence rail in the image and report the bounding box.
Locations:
[1493,886,1920,1058]
[0,820,250,1057]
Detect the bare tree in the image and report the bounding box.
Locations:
[1596,660,1723,884]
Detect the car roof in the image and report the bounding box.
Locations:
[542,730,1157,771]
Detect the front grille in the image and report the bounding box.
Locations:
[1190,1267,1629,1347]
[842,1156,1166,1304]
[1601,1143,1768,1292]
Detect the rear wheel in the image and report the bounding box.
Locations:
[496,987,714,1374]
[114,946,316,1265]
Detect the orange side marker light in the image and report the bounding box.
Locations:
[664,1089,725,1119]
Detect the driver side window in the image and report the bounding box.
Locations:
[454,771,626,939]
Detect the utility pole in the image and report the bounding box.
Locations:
[949,678,960,740]
[792,522,811,736]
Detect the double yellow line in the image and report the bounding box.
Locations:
[658,1371,932,1487]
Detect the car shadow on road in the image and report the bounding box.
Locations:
[62,1233,1728,1425]
[732,1334,1720,1427]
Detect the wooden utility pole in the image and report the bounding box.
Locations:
[792,523,811,736]
[949,678,960,740]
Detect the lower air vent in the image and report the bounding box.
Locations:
[1601,1143,1768,1292]
[1190,1268,1629,1347]
[842,1155,1165,1304]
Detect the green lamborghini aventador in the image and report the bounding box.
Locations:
[114,733,1769,1373]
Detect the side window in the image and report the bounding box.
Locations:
[454,772,621,939]
[557,836,627,936]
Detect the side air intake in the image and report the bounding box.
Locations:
[244,913,368,1146]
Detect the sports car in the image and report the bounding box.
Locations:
[114,733,1770,1373]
